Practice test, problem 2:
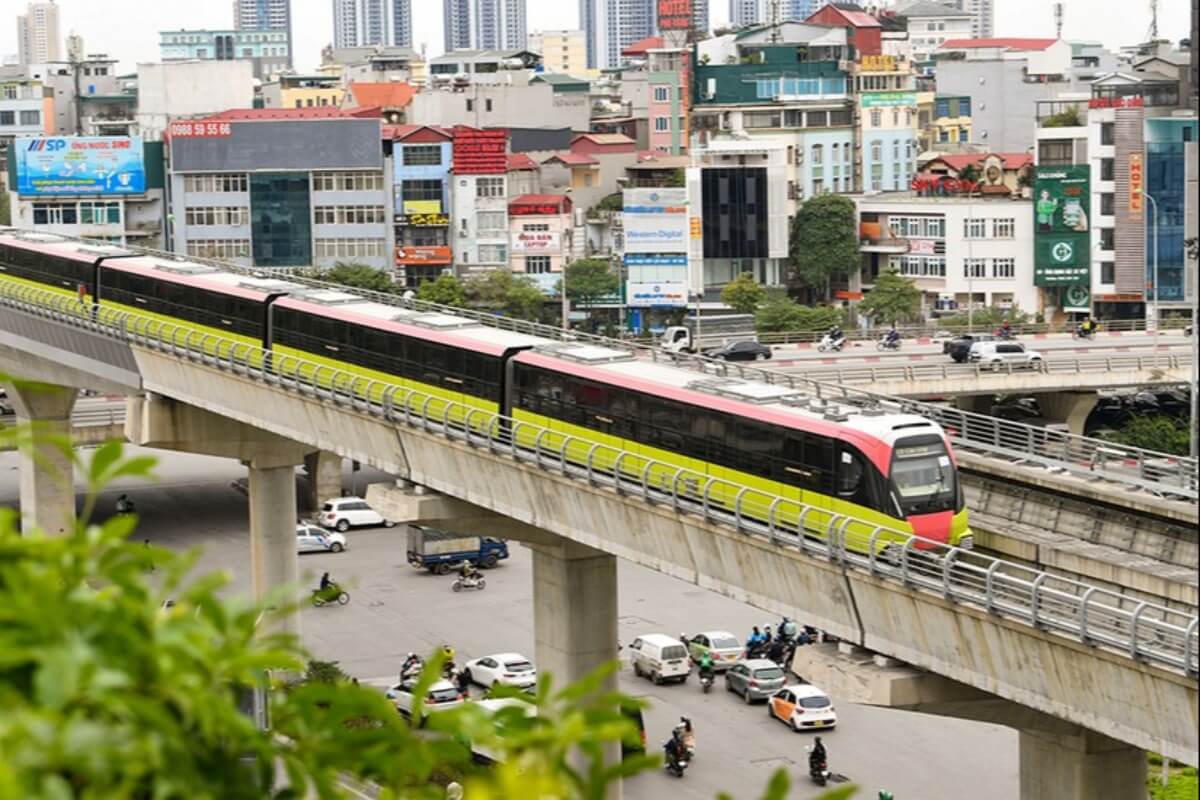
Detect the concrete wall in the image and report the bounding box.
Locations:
[135,61,256,142]
[407,84,589,132]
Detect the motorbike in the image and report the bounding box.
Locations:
[311,584,350,607]
[663,742,689,778]
[817,334,846,353]
[876,335,902,351]
[1072,325,1095,340]
[452,574,486,592]
[995,327,1017,340]
[807,747,830,786]
[699,671,714,693]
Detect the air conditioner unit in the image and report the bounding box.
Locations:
[457,229,468,238]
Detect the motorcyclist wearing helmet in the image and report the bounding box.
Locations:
[810,736,827,771]
[698,651,714,681]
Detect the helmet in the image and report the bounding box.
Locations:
[879,793,895,800]
[814,736,822,745]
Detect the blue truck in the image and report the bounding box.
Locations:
[406,525,509,574]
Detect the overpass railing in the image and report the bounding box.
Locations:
[3,231,1192,501]
[1,282,1196,676]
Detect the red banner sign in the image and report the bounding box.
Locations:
[509,202,567,216]
[1088,95,1143,109]
[657,0,693,30]
[168,121,233,138]
[395,246,453,265]
[452,127,507,175]
[1128,153,1143,217]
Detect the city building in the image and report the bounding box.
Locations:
[692,0,710,36]
[5,134,165,247]
[0,78,53,153]
[692,28,854,202]
[580,0,655,70]
[426,48,541,84]
[933,38,1094,152]
[805,3,882,56]
[687,138,791,293]
[895,2,972,67]
[136,61,256,141]
[915,151,1032,194]
[325,45,426,86]
[919,93,972,149]
[332,0,412,50]
[856,193,1037,316]
[408,77,588,131]
[853,52,920,193]
[506,152,541,197]
[15,1,60,66]
[19,54,119,136]
[508,193,573,277]
[261,74,344,109]
[168,108,388,269]
[450,126,509,274]
[729,0,822,29]
[949,0,993,39]
[539,132,638,210]
[527,30,587,75]
[344,82,416,124]
[158,29,290,80]
[389,124,453,287]
[443,0,527,52]
[233,0,293,68]
[1034,53,1197,322]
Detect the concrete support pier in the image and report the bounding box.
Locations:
[1039,391,1100,436]
[4,381,78,536]
[1020,728,1147,799]
[304,450,343,511]
[247,456,303,639]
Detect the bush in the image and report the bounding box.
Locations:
[937,306,1031,331]
[756,297,844,333]
[1113,414,1191,456]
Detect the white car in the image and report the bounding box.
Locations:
[386,679,466,717]
[319,496,395,532]
[296,523,347,553]
[464,653,538,689]
[767,683,838,731]
[967,341,1044,370]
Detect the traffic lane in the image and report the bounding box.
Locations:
[766,335,1192,364]
[0,449,1016,800]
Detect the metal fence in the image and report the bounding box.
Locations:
[1,282,1196,676]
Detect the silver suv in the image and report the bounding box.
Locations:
[968,341,1044,369]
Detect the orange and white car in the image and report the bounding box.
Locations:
[767,683,837,731]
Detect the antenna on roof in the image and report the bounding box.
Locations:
[1147,0,1158,40]
[768,0,782,43]
[1053,2,1063,39]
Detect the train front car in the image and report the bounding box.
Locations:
[884,428,971,550]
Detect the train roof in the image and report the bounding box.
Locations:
[1,231,132,263]
[514,343,942,469]
[327,300,548,351]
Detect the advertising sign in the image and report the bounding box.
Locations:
[403,200,442,215]
[1128,153,1143,218]
[1062,284,1091,313]
[510,198,570,216]
[860,55,896,72]
[395,212,450,226]
[451,127,507,175]
[15,136,146,196]
[512,231,562,252]
[909,239,936,255]
[628,280,688,307]
[657,0,693,30]
[622,188,689,254]
[1033,165,1091,286]
[860,92,917,108]
[168,120,232,138]
[395,246,452,266]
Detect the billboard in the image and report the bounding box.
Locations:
[622,188,689,254]
[15,136,146,196]
[452,127,507,175]
[395,246,452,266]
[1127,153,1143,217]
[1033,165,1090,286]
[657,0,693,30]
[171,119,383,172]
[628,280,687,307]
[512,231,562,252]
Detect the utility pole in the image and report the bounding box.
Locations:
[1140,189,1160,368]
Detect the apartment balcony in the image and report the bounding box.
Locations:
[860,237,910,254]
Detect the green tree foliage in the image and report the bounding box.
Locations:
[755,297,843,333]
[416,273,467,307]
[957,164,982,185]
[1042,107,1081,127]
[858,269,922,325]
[564,259,619,307]
[313,262,396,294]
[720,273,768,315]
[0,188,10,226]
[789,194,860,300]
[1113,414,1190,456]
[463,269,545,321]
[937,305,1031,331]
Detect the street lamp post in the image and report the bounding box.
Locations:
[561,259,570,333]
[1139,189,1160,368]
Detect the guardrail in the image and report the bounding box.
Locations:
[0,235,1194,499]
[770,353,1190,386]
[0,282,1197,676]
[70,404,126,427]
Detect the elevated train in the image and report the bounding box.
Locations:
[0,230,971,550]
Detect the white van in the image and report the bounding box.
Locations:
[628,633,692,685]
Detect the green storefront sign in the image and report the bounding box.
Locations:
[861,92,917,108]
[1063,284,1091,312]
[1034,166,1091,287]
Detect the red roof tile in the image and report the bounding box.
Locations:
[510,193,572,208]
[202,107,382,121]
[939,37,1056,51]
[929,152,1034,171]
[384,123,450,141]
[621,36,664,56]
[507,153,539,171]
[542,151,598,166]
[349,81,417,108]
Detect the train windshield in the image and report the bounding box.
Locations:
[890,437,956,516]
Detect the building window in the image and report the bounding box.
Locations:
[1100,122,1114,146]
[31,203,77,225]
[523,223,550,232]
[184,174,248,193]
[79,201,121,225]
[744,111,780,128]
[963,218,987,238]
[477,244,507,263]
[19,110,39,125]
[1100,158,1114,181]
[964,258,987,278]
[312,171,384,191]
[654,116,669,132]
[186,239,251,259]
[485,99,493,112]
[313,238,387,258]
[401,180,443,203]
[870,140,882,162]
[992,218,1014,238]
[313,205,386,224]
[812,178,824,195]
[892,140,900,161]
[653,86,669,102]
[992,258,1015,278]
[477,210,506,231]
[870,109,881,127]
[811,144,823,164]
[831,143,839,162]
[185,206,249,226]
[1100,193,1114,216]
[525,255,551,273]
[1037,139,1074,166]
[1101,261,1115,283]
[402,145,442,166]
[1099,227,1114,250]
[476,177,505,198]
[871,175,882,191]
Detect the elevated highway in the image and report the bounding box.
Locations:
[0,282,1196,798]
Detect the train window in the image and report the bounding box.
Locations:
[736,422,774,473]
[836,448,864,498]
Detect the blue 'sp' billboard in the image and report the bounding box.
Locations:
[15,136,146,195]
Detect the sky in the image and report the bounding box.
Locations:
[1,0,1192,74]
